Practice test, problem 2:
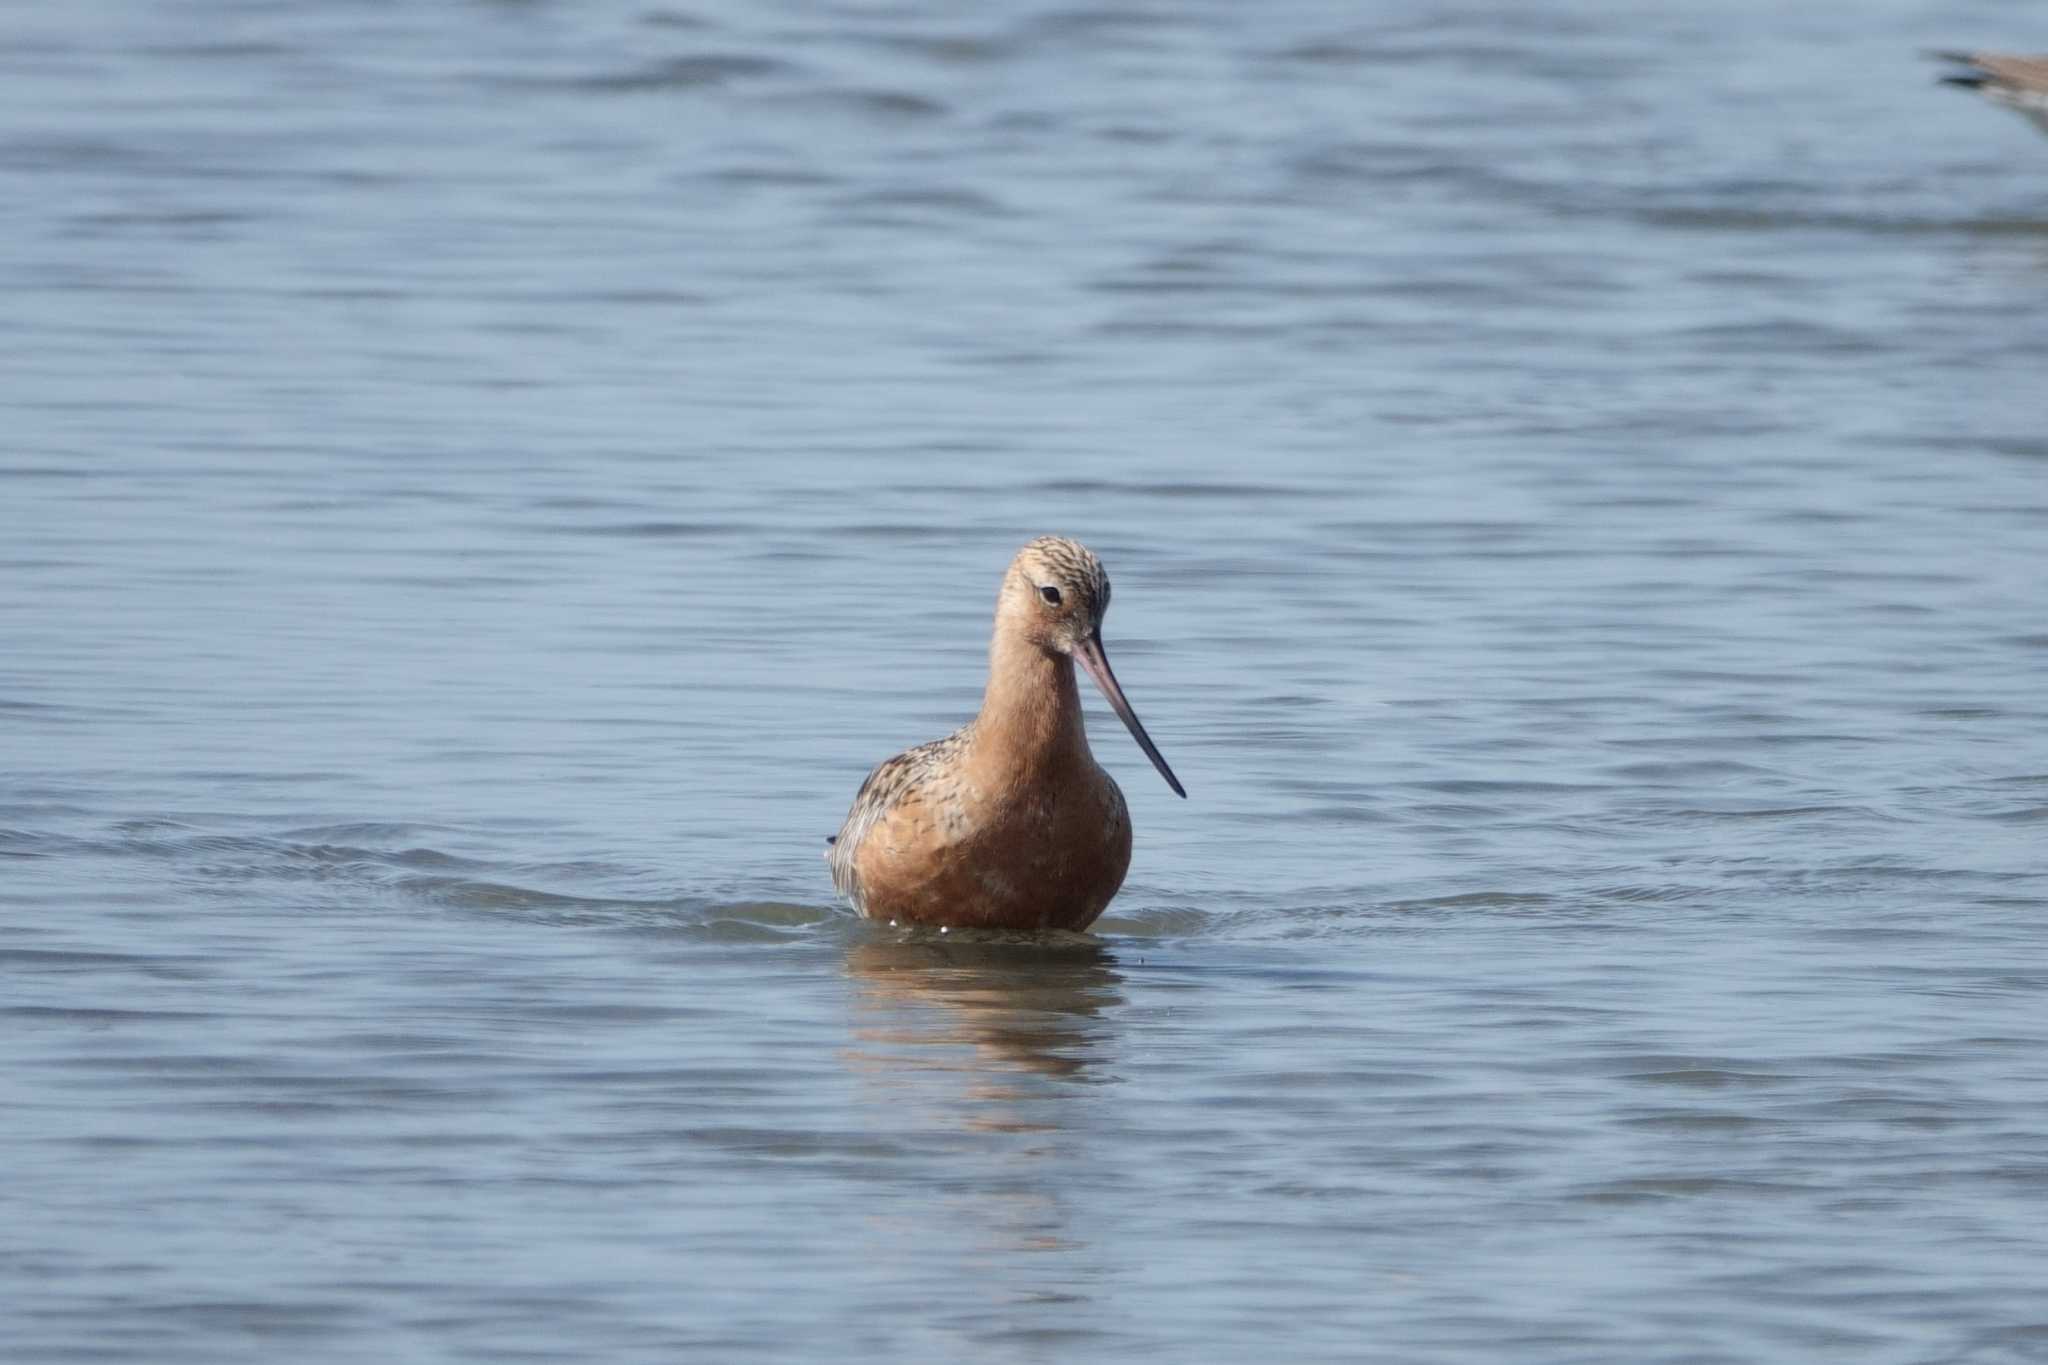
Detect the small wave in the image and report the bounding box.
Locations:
[396,874,840,940]
[560,53,798,92]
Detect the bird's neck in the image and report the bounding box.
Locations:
[972,627,1090,781]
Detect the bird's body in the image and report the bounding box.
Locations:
[1935,51,2048,135]
[828,537,1182,932]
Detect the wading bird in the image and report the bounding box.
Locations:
[828,536,1184,931]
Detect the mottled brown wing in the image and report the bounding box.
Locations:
[826,729,968,913]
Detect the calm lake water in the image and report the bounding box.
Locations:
[5,0,2048,1360]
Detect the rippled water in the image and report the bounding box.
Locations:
[6,0,2048,1360]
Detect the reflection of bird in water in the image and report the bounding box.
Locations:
[843,936,1125,1083]
[827,537,1183,932]
[844,937,1128,1270]
[1933,52,2048,136]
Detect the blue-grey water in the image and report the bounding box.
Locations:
[5,1,2048,1360]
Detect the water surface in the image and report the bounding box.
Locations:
[5,1,2048,1360]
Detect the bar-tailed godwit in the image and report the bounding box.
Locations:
[1934,51,2048,135]
[827,536,1184,931]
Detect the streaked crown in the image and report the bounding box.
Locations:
[1014,535,1110,618]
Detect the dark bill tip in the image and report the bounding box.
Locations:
[1073,634,1186,799]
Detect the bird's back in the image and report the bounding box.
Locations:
[1936,51,2048,133]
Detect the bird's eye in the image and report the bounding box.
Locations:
[1039,585,1062,606]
